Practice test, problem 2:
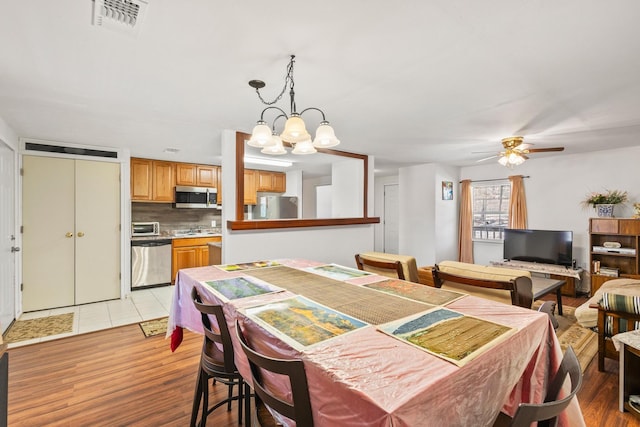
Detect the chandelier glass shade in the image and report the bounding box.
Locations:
[247,55,340,155]
[498,149,526,167]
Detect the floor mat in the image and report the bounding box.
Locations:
[3,313,74,344]
[533,302,597,372]
[139,317,168,338]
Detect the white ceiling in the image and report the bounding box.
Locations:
[2,1,640,175]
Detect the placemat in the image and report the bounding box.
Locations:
[247,266,433,325]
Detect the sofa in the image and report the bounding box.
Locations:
[432,261,534,308]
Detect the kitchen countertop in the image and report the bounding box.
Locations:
[131,228,222,241]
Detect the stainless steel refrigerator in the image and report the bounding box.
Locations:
[251,196,299,219]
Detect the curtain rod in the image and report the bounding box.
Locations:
[459,175,530,184]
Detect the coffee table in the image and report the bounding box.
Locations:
[531,276,566,315]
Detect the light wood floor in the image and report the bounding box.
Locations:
[6,298,640,426]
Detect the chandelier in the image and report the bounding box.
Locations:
[247,55,340,155]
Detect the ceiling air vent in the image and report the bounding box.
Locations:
[92,0,149,36]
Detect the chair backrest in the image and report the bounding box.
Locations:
[235,319,314,426]
[599,293,640,337]
[355,253,405,280]
[191,286,236,373]
[508,346,582,427]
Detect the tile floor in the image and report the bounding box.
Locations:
[8,285,174,348]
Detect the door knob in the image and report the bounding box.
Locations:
[65,232,73,238]
[78,232,85,237]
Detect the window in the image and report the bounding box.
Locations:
[472,182,510,240]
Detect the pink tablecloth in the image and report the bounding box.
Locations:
[167,259,585,427]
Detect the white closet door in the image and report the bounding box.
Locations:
[22,156,75,311]
[75,160,120,305]
[0,141,16,332]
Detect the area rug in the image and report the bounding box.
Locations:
[533,302,597,372]
[139,317,168,338]
[3,312,74,344]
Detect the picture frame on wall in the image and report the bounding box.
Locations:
[442,181,453,200]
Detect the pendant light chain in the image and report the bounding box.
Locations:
[255,55,296,107]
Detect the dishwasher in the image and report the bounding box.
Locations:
[131,238,172,289]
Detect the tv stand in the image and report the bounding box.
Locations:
[490,260,583,297]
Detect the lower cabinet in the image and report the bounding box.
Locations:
[171,236,222,283]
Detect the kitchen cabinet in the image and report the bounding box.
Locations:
[272,172,286,192]
[131,158,175,202]
[244,169,258,205]
[22,156,120,311]
[171,236,222,284]
[590,218,640,294]
[130,158,152,200]
[257,171,286,193]
[176,163,218,188]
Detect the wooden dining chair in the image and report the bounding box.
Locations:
[235,319,314,427]
[190,287,250,427]
[354,253,405,280]
[493,346,582,427]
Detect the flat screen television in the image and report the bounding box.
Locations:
[503,229,573,267]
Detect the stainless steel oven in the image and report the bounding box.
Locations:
[131,238,172,288]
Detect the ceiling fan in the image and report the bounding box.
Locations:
[476,136,565,167]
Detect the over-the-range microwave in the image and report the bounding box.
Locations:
[174,186,218,209]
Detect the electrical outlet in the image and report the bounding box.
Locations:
[211,220,216,227]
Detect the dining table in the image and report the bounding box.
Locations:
[167,258,585,427]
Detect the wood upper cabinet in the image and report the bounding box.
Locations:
[151,161,175,202]
[176,163,217,187]
[272,172,286,192]
[131,158,174,202]
[130,158,153,200]
[257,171,286,193]
[175,163,197,186]
[244,169,258,205]
[197,165,216,187]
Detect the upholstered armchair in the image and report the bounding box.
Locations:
[590,293,640,371]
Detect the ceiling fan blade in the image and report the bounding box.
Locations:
[476,155,498,162]
[526,147,565,153]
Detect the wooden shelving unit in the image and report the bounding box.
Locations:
[589,218,640,294]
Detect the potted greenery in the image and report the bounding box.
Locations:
[582,189,628,217]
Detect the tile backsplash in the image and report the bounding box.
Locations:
[131,203,222,234]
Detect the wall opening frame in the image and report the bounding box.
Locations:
[228,132,379,230]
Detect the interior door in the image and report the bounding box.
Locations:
[75,160,120,304]
[0,140,16,333]
[22,156,75,311]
